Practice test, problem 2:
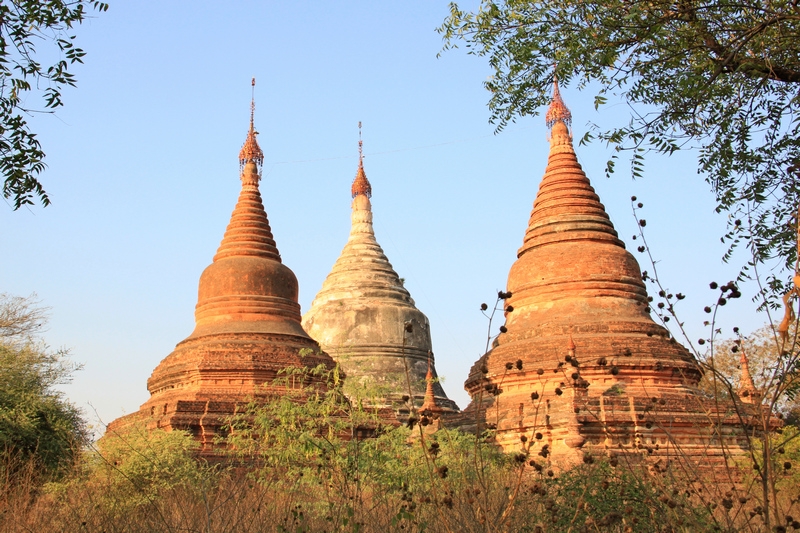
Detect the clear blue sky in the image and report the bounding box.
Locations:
[0,1,769,436]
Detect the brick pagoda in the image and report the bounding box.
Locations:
[107,84,338,451]
[461,81,756,469]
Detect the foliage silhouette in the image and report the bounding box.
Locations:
[439,0,800,300]
[0,0,108,209]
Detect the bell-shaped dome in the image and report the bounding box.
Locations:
[190,158,307,339]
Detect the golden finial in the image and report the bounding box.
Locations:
[545,72,572,130]
[351,121,372,198]
[239,77,264,172]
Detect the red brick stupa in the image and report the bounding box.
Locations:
[107,82,338,450]
[462,80,753,468]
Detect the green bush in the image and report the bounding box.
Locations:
[0,293,87,485]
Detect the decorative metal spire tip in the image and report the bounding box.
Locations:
[358,120,363,161]
[351,121,372,198]
[545,73,572,130]
[239,77,264,170]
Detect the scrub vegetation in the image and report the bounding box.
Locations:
[0,352,798,532]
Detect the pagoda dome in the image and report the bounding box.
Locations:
[190,159,307,340]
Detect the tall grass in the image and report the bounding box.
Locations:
[2,360,796,533]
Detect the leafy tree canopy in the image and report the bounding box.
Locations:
[439,0,800,298]
[0,0,108,210]
[0,293,88,482]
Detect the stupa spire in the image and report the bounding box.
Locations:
[519,81,626,260]
[351,122,372,199]
[738,350,759,403]
[545,73,572,131]
[213,80,280,263]
[420,353,440,413]
[349,124,376,238]
[194,80,299,337]
[567,335,576,358]
[239,78,264,174]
